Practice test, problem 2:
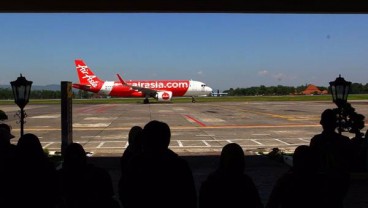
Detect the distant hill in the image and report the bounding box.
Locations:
[0,84,61,91]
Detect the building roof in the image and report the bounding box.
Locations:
[302,84,327,95]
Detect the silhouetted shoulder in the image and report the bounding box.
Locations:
[200,143,263,208]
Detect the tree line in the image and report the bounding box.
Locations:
[223,83,368,96]
[0,88,62,99]
[0,88,99,100]
[0,82,368,99]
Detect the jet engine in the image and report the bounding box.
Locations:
[155,91,173,102]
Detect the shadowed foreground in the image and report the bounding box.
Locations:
[88,155,368,208]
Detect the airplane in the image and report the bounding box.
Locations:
[72,59,213,103]
[211,90,228,97]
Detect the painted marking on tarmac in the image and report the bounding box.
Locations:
[251,139,263,145]
[202,140,211,147]
[173,107,185,111]
[30,114,60,119]
[97,142,105,148]
[159,110,173,113]
[177,140,184,147]
[81,135,125,140]
[41,138,313,151]
[42,142,54,148]
[184,115,206,127]
[84,117,117,121]
[73,123,111,128]
[30,126,50,129]
[23,124,320,131]
[274,139,291,145]
[77,104,118,114]
[252,133,271,136]
[81,136,101,138]
[191,124,320,129]
[228,107,297,120]
[298,138,310,142]
[196,134,215,137]
[201,118,225,122]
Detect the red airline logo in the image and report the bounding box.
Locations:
[162,92,170,100]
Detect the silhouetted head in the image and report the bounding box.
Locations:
[63,143,87,170]
[0,123,15,144]
[219,143,245,174]
[17,133,45,160]
[350,113,365,132]
[142,120,171,152]
[320,109,337,131]
[128,126,143,149]
[293,145,315,172]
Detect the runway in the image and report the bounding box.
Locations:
[3,100,367,156]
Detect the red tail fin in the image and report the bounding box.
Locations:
[75,59,103,88]
[116,73,128,85]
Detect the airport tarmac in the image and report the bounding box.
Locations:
[2,100,368,156]
[3,100,368,207]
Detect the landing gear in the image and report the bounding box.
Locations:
[144,97,150,104]
[191,96,196,103]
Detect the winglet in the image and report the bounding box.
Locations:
[116,74,128,85]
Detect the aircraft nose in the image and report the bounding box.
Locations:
[206,86,213,95]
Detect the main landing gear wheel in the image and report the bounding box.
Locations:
[144,98,149,104]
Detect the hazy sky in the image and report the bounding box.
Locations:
[0,13,367,91]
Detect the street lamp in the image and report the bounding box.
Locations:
[329,74,351,134]
[329,74,351,109]
[10,74,32,136]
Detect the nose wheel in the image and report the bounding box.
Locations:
[191,96,196,103]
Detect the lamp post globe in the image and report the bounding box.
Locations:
[329,74,351,134]
[10,74,32,136]
[329,74,351,108]
[10,74,33,109]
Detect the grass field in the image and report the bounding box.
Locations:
[1,94,367,105]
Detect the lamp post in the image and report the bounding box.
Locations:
[10,74,32,137]
[329,74,351,134]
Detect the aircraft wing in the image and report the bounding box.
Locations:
[116,74,158,96]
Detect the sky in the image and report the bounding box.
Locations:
[0,13,367,91]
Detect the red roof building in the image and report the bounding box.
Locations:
[302,84,328,95]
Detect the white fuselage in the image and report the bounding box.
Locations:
[184,80,213,96]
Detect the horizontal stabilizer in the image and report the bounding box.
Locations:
[72,83,91,90]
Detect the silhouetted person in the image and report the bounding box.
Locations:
[58,143,119,208]
[120,120,197,208]
[0,123,16,167]
[118,126,143,204]
[199,143,263,208]
[14,133,60,208]
[266,145,324,208]
[310,109,352,208]
[119,125,143,173]
[0,124,16,165]
[349,113,367,172]
[0,124,17,208]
